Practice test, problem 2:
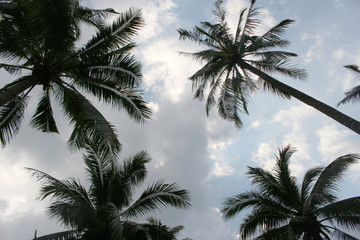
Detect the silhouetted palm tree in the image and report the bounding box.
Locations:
[0,0,151,152]
[338,65,360,106]
[28,140,190,240]
[222,145,360,239]
[178,0,360,134]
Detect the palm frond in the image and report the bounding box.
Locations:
[307,154,360,210]
[26,167,96,229]
[32,230,80,240]
[246,19,295,52]
[53,82,121,153]
[331,228,359,240]
[222,191,295,220]
[338,65,360,106]
[300,167,323,204]
[121,180,191,219]
[240,207,289,239]
[318,197,360,231]
[273,145,301,210]
[76,8,143,58]
[30,89,59,133]
[0,93,28,146]
[242,0,260,36]
[108,150,150,208]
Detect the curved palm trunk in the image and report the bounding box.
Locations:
[240,62,360,135]
[0,76,37,107]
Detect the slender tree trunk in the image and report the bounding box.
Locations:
[0,76,37,107]
[240,61,360,135]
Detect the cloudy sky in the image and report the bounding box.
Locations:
[1,0,360,239]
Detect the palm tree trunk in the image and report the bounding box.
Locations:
[241,61,360,135]
[0,76,37,107]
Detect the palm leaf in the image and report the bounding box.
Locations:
[338,64,360,105]
[108,150,150,208]
[53,82,120,153]
[0,93,28,146]
[30,89,59,133]
[121,180,191,219]
[318,197,360,231]
[300,167,323,204]
[306,154,360,210]
[26,167,96,230]
[32,230,80,240]
[75,8,143,58]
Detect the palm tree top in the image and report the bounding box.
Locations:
[0,0,151,152]
[27,140,191,239]
[221,145,360,239]
[178,0,306,128]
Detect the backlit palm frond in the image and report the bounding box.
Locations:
[338,64,360,106]
[241,0,260,36]
[273,145,301,210]
[23,0,77,53]
[53,82,120,153]
[177,27,218,49]
[246,19,295,52]
[240,207,289,240]
[216,75,248,128]
[331,228,359,240]
[75,6,118,29]
[30,89,59,133]
[27,167,95,229]
[0,63,30,75]
[0,93,28,146]
[318,197,360,231]
[307,154,360,209]
[108,150,150,208]
[121,180,191,219]
[300,167,323,204]
[255,224,291,240]
[250,59,307,80]
[77,8,143,57]
[32,230,80,240]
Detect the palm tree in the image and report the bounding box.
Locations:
[338,65,360,106]
[0,0,151,152]
[178,0,360,134]
[222,145,360,239]
[27,140,191,240]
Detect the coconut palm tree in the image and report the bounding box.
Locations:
[222,145,360,239]
[0,0,151,152]
[178,0,360,134]
[27,140,191,240]
[338,65,360,106]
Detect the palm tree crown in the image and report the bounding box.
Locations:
[178,0,360,134]
[338,65,360,106]
[0,0,151,152]
[222,145,360,239]
[28,140,191,240]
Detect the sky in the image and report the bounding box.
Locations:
[1,0,360,239]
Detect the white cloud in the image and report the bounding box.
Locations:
[225,0,276,36]
[213,161,236,177]
[316,124,360,163]
[252,140,279,171]
[332,48,346,61]
[141,38,201,102]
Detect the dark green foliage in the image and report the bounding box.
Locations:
[221,145,360,239]
[0,0,151,152]
[27,140,190,240]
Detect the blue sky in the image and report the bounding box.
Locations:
[1,0,360,239]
